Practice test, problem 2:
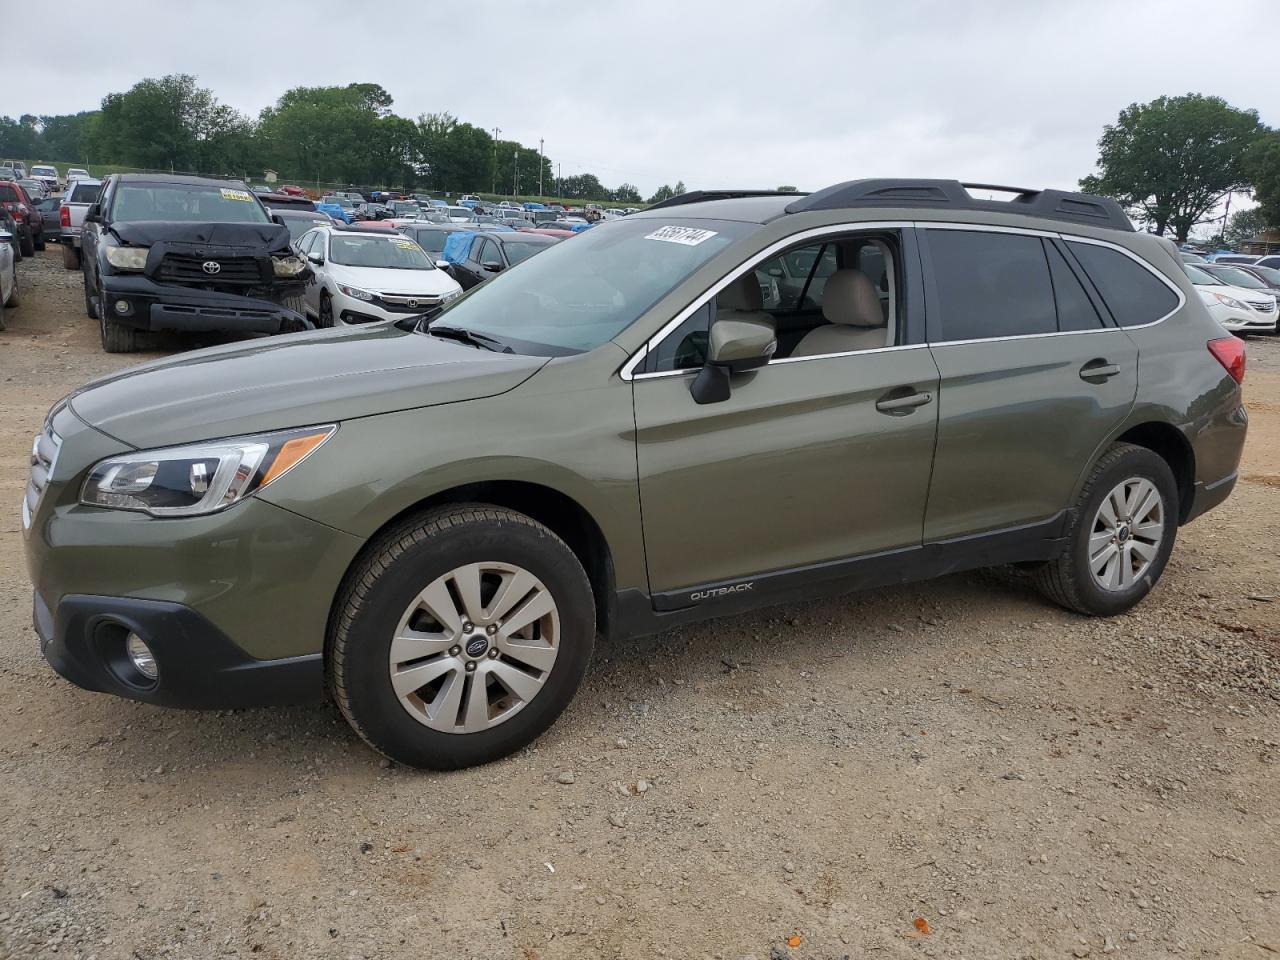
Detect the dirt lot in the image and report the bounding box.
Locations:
[1,247,1278,960]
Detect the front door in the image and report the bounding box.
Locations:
[632,227,939,604]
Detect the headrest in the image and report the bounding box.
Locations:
[822,269,883,327]
[717,272,764,313]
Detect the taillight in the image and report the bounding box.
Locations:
[1208,337,1246,384]
[60,205,70,227]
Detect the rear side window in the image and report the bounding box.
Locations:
[1046,243,1104,331]
[926,230,1055,341]
[1065,241,1179,327]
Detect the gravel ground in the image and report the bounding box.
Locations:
[1,248,1278,960]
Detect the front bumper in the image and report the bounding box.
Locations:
[99,274,309,334]
[34,592,324,709]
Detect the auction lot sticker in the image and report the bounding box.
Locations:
[645,225,718,246]
[220,188,254,202]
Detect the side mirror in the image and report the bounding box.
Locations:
[307,253,324,265]
[270,213,284,225]
[482,262,502,272]
[84,202,102,223]
[690,317,777,405]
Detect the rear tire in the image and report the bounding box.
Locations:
[1034,443,1178,617]
[33,229,45,251]
[6,263,18,307]
[61,244,80,271]
[328,504,595,769]
[18,228,34,258]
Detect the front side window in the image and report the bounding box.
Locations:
[502,241,545,266]
[1066,241,1179,327]
[927,229,1056,341]
[109,183,271,224]
[431,217,752,356]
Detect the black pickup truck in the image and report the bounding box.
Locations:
[80,173,311,352]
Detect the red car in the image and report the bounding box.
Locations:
[277,184,307,197]
[0,180,43,256]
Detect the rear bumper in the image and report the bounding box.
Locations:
[34,592,323,709]
[1185,471,1238,524]
[99,274,309,334]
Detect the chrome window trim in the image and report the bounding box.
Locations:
[619,221,1188,382]
[620,221,912,381]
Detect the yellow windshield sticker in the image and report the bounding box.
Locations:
[220,188,253,202]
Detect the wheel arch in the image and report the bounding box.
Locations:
[327,480,618,643]
[1113,421,1196,523]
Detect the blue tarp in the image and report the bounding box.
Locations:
[523,202,545,210]
[440,231,476,264]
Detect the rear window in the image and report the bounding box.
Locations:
[68,182,100,203]
[1066,241,1179,327]
[0,185,18,203]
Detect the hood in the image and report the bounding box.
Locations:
[69,323,547,449]
[108,220,294,255]
[329,263,459,294]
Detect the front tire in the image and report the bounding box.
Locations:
[18,227,34,257]
[5,262,18,308]
[328,505,595,769]
[318,291,335,328]
[33,228,45,251]
[1034,443,1178,616]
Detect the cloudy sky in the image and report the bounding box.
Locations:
[5,0,1277,200]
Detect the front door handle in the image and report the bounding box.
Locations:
[1080,359,1121,381]
[875,391,933,415]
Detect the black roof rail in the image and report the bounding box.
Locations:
[645,189,808,211]
[784,179,1133,232]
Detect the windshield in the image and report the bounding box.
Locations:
[281,215,326,241]
[1208,266,1266,289]
[32,167,56,177]
[110,184,270,224]
[431,218,752,355]
[1250,265,1280,284]
[408,229,448,253]
[1185,265,1222,286]
[329,234,433,269]
[447,208,470,218]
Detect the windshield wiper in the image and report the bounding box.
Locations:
[426,323,511,353]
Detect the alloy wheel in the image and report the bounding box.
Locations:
[1088,477,1164,591]
[388,562,560,733]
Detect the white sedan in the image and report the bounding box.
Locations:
[296,226,463,327]
[0,220,16,330]
[1185,264,1277,335]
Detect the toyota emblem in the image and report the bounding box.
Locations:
[201,260,221,275]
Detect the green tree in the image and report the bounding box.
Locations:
[1244,131,1280,231]
[559,173,606,200]
[37,111,99,163]
[673,180,687,195]
[647,184,675,204]
[1221,206,1271,246]
[613,183,642,203]
[0,115,41,158]
[259,83,396,184]
[1080,94,1263,242]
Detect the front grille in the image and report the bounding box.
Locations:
[1246,298,1277,313]
[379,292,442,313]
[157,254,264,285]
[21,421,62,534]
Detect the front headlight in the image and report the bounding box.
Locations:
[441,288,462,304]
[80,425,335,517]
[272,254,308,277]
[1213,292,1247,310]
[104,245,149,271]
[338,284,375,301]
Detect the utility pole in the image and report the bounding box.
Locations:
[512,150,519,196]
[538,138,544,197]
[556,162,561,201]
[1220,190,1233,248]
[491,127,501,194]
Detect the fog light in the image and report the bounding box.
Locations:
[113,299,131,316]
[125,632,157,680]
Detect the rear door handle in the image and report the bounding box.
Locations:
[1080,359,1121,381]
[875,391,932,414]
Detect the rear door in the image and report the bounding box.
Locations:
[919,226,1139,543]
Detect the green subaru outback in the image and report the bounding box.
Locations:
[23,180,1248,768]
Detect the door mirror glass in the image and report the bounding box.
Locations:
[84,202,102,223]
[307,252,324,265]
